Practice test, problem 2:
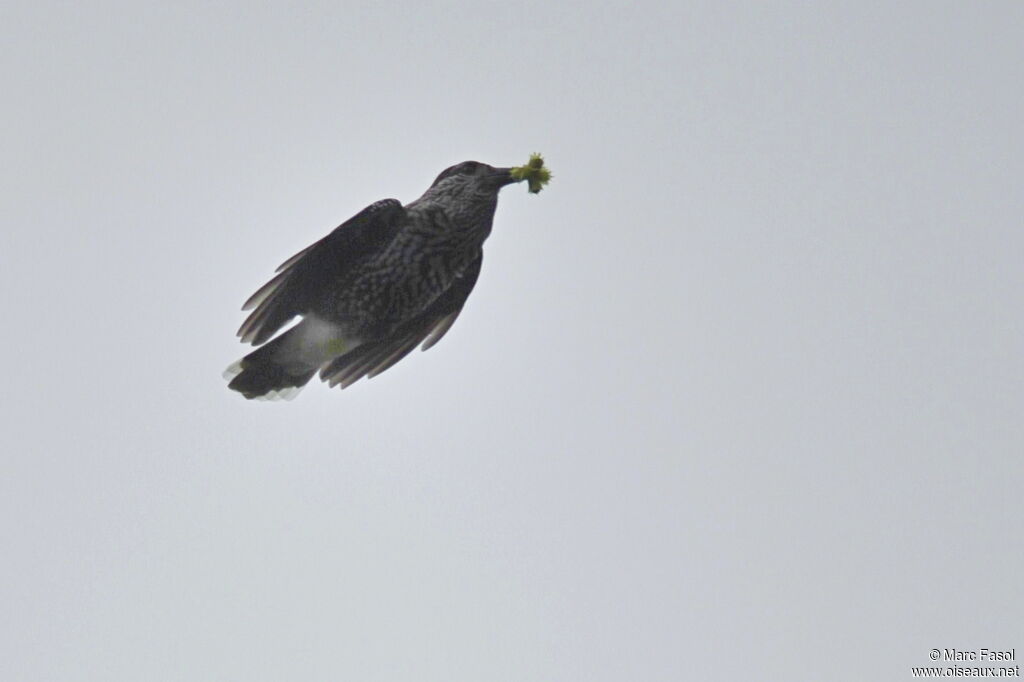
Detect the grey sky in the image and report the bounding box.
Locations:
[2,2,1022,680]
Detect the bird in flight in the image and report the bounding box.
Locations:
[225,159,548,400]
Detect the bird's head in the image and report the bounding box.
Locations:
[411,161,523,230]
[427,161,520,196]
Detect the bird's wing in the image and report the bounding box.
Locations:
[320,252,483,389]
[237,199,406,345]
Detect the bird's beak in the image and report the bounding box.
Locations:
[488,167,520,188]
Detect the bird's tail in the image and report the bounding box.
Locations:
[224,318,347,400]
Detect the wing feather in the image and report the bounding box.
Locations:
[236,199,405,345]
[319,253,483,388]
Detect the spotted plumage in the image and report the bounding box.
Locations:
[225,161,525,400]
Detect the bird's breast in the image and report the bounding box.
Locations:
[326,225,479,336]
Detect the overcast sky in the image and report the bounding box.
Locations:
[2,2,1022,681]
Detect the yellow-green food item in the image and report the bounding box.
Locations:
[510,153,553,194]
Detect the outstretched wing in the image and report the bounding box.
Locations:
[319,252,483,389]
[237,199,406,345]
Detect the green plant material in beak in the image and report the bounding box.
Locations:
[510,153,552,194]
